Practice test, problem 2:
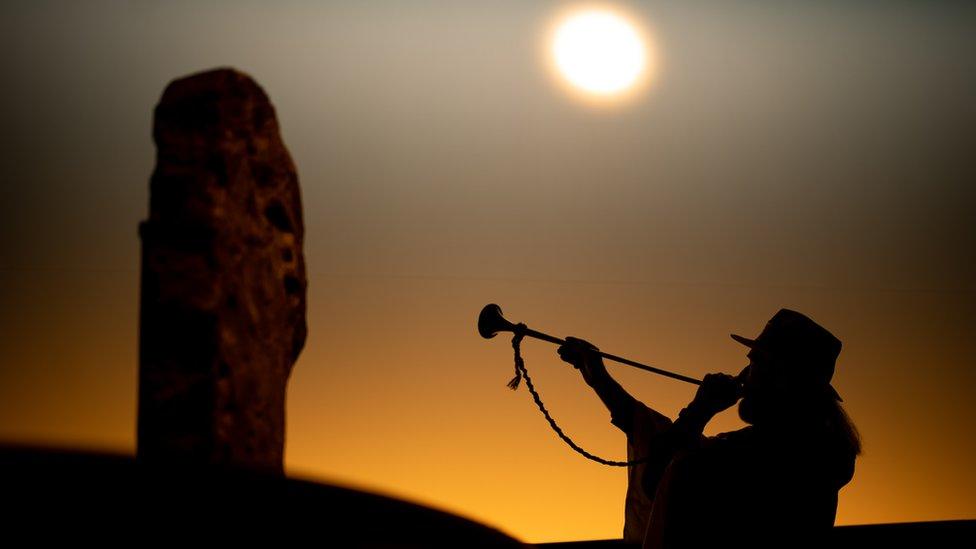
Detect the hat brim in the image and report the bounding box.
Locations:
[730,334,843,401]
[730,333,757,348]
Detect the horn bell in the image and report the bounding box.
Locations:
[478,303,515,339]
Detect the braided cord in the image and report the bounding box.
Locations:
[509,324,650,467]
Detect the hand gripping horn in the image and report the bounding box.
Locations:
[478,303,701,385]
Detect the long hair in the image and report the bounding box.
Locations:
[742,385,862,456]
[825,399,862,456]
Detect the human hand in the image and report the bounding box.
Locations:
[689,373,742,417]
[557,336,607,386]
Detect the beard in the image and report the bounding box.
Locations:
[738,396,757,425]
[738,391,812,428]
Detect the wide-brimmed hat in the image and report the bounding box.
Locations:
[731,309,843,401]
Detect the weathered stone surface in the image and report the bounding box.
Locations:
[138,68,306,473]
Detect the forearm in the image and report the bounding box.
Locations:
[646,402,712,463]
[670,401,714,440]
[561,338,659,434]
[641,375,738,499]
[661,370,738,447]
[589,370,635,413]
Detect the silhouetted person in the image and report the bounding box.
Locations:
[558,309,860,548]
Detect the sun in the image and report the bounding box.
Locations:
[548,7,653,101]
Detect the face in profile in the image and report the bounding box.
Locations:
[737,348,774,425]
[739,346,829,427]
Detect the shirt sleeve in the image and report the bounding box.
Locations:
[609,393,672,439]
[620,401,674,543]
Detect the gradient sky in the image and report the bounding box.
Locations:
[1,0,974,543]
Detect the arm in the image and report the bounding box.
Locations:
[586,363,641,427]
[642,373,742,497]
[558,337,643,433]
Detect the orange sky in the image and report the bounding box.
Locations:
[1,1,974,543]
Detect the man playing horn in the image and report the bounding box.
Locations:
[558,309,860,548]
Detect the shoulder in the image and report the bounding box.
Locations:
[610,399,672,443]
[670,427,757,470]
[707,426,758,448]
[635,400,673,427]
[713,425,757,440]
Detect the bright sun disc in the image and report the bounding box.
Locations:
[551,9,647,96]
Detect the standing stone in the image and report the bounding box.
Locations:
[138,68,307,473]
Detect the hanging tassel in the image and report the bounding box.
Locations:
[506,373,521,391]
[507,323,527,390]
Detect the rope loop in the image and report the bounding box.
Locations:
[506,323,527,390]
[508,331,650,467]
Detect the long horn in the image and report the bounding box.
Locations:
[478,303,702,386]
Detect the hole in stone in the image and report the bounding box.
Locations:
[264,200,293,233]
[218,361,230,378]
[281,248,293,262]
[283,275,301,296]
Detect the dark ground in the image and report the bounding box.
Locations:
[2,445,971,547]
